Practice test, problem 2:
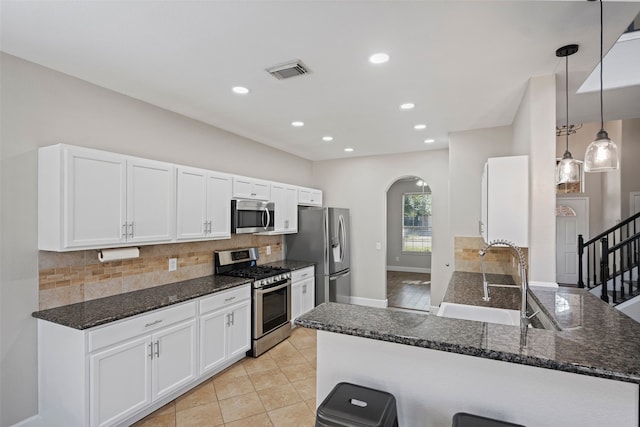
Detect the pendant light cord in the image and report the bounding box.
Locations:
[565,53,569,153]
[599,0,604,130]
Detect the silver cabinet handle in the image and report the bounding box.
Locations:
[224,296,236,303]
[208,220,212,234]
[302,284,307,293]
[230,311,235,326]
[204,221,209,235]
[301,273,308,278]
[154,340,160,358]
[129,222,134,238]
[148,343,153,359]
[145,319,162,328]
[122,223,128,238]
[226,313,231,327]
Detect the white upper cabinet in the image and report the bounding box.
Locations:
[127,159,175,244]
[481,155,529,247]
[39,144,176,251]
[176,167,231,241]
[298,187,323,206]
[269,183,298,234]
[232,176,270,200]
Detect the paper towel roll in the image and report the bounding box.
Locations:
[98,247,140,262]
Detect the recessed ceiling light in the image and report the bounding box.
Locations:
[344,147,354,152]
[322,136,334,142]
[424,139,435,144]
[232,86,249,95]
[400,103,415,110]
[291,121,304,127]
[369,53,389,64]
[414,124,427,130]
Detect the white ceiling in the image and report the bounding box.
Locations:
[2,1,640,161]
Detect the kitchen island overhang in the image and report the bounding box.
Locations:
[295,272,640,427]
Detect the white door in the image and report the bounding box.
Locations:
[300,277,315,315]
[207,172,232,239]
[65,147,127,248]
[199,309,228,375]
[556,197,589,285]
[152,320,197,401]
[630,192,640,216]
[127,159,175,244]
[90,336,151,427]
[176,167,208,240]
[290,281,303,323]
[227,301,251,359]
[285,186,298,232]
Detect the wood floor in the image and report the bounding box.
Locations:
[386,271,431,311]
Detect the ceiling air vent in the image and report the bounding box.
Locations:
[266,60,310,80]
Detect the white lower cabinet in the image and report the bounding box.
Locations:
[291,267,315,323]
[199,286,251,375]
[38,285,250,427]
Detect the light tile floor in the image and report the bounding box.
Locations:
[134,327,317,427]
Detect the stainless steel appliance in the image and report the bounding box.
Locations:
[215,247,291,357]
[286,207,350,305]
[231,200,275,234]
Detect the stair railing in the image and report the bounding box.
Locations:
[578,211,640,304]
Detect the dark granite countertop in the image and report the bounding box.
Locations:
[295,271,640,385]
[265,260,315,271]
[32,275,251,330]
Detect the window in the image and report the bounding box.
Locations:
[402,192,432,252]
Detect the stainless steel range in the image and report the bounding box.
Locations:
[215,247,291,357]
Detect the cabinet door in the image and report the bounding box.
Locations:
[291,282,303,322]
[285,186,298,232]
[152,320,197,401]
[206,172,232,239]
[64,147,127,248]
[90,336,151,427]
[270,184,287,232]
[300,277,315,315]
[176,167,208,240]
[252,180,270,201]
[227,301,251,359]
[127,159,175,244]
[199,309,228,375]
[232,177,254,199]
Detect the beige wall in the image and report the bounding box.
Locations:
[621,118,640,219]
[0,53,314,426]
[513,75,557,285]
[313,149,451,307]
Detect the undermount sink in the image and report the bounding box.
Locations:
[436,302,520,326]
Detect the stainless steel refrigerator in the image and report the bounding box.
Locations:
[286,207,350,305]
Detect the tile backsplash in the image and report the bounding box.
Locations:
[454,236,528,281]
[39,235,283,310]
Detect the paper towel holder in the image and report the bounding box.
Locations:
[97,247,141,263]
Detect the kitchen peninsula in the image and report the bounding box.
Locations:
[295,272,640,427]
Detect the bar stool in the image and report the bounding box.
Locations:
[316,382,398,427]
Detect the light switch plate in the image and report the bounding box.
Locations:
[169,258,177,271]
[266,246,271,255]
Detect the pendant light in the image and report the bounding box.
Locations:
[555,44,581,185]
[584,0,619,172]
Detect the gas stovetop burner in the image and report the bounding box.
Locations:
[214,247,291,288]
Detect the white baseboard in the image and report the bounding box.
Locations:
[386,266,431,274]
[528,281,558,289]
[11,415,42,427]
[350,296,388,308]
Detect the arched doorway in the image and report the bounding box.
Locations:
[385,176,432,311]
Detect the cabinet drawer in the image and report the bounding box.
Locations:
[291,266,314,283]
[88,301,196,352]
[199,285,250,315]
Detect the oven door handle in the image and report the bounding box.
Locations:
[256,281,289,295]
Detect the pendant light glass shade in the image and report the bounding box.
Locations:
[557,151,581,184]
[584,128,619,172]
[584,0,619,173]
[555,44,580,185]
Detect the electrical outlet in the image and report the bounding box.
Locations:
[266,246,271,255]
[395,256,400,262]
[168,258,177,272]
[375,242,381,250]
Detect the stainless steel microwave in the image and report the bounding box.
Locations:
[231,200,275,234]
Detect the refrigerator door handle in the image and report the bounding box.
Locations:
[338,215,346,263]
[329,270,350,280]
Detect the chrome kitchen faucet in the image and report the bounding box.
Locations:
[479,239,535,327]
